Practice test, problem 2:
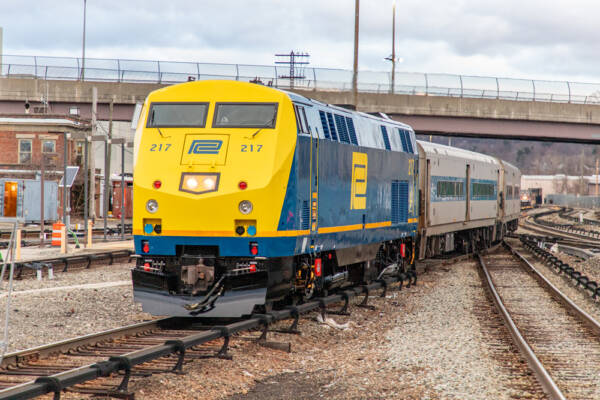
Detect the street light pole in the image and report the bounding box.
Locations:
[391,0,396,94]
[81,0,87,81]
[352,0,359,107]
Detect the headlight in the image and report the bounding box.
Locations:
[146,199,158,213]
[239,200,253,215]
[179,173,220,194]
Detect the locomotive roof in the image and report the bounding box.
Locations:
[283,90,414,130]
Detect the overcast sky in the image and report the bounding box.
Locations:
[2,0,599,83]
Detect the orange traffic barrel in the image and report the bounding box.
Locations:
[52,222,64,246]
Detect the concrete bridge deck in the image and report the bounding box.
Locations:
[1,77,600,143]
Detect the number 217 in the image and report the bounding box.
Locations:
[241,144,262,152]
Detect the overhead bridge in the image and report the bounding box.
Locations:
[2,55,600,143]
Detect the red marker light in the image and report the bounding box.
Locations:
[314,258,322,277]
[250,242,258,255]
[249,264,257,273]
[153,180,162,189]
[142,241,150,253]
[400,243,406,258]
[238,181,248,190]
[144,262,151,271]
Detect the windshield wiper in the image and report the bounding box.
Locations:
[156,127,171,139]
[150,109,171,138]
[249,115,276,139]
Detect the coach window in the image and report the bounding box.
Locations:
[472,182,495,198]
[19,139,32,164]
[214,103,278,128]
[437,180,463,198]
[147,103,208,128]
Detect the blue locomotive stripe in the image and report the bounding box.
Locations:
[134,223,417,258]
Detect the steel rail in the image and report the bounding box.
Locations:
[0,318,171,369]
[506,241,600,336]
[3,249,134,281]
[0,274,408,399]
[520,217,600,247]
[0,226,133,240]
[516,223,600,250]
[477,249,566,400]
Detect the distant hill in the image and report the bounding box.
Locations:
[416,135,600,176]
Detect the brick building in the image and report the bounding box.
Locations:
[0,115,90,176]
[0,115,92,219]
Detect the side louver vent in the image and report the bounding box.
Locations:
[392,180,409,224]
[302,201,310,230]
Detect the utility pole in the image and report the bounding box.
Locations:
[90,87,97,222]
[62,133,70,227]
[84,128,89,245]
[596,157,598,197]
[121,141,125,240]
[352,0,360,107]
[580,147,585,195]
[81,0,87,80]
[391,0,396,93]
[39,154,44,248]
[103,101,113,240]
[385,1,397,94]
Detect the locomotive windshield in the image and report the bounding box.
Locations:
[213,103,278,128]
[147,102,208,128]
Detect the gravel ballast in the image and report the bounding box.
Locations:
[120,260,541,399]
[0,263,151,353]
[0,253,550,399]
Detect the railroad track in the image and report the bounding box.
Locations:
[479,243,600,399]
[4,249,134,280]
[0,225,132,241]
[0,273,411,399]
[519,216,600,250]
[525,208,600,242]
[0,235,134,250]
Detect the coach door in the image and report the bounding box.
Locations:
[465,165,471,222]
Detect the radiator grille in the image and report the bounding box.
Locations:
[301,200,310,230]
[392,180,408,224]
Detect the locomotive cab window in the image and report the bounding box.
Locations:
[147,103,208,128]
[294,105,310,135]
[213,103,278,128]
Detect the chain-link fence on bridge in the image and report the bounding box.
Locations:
[3,54,600,104]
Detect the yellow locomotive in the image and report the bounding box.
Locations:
[132,80,419,317]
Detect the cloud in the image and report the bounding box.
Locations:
[2,0,600,83]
